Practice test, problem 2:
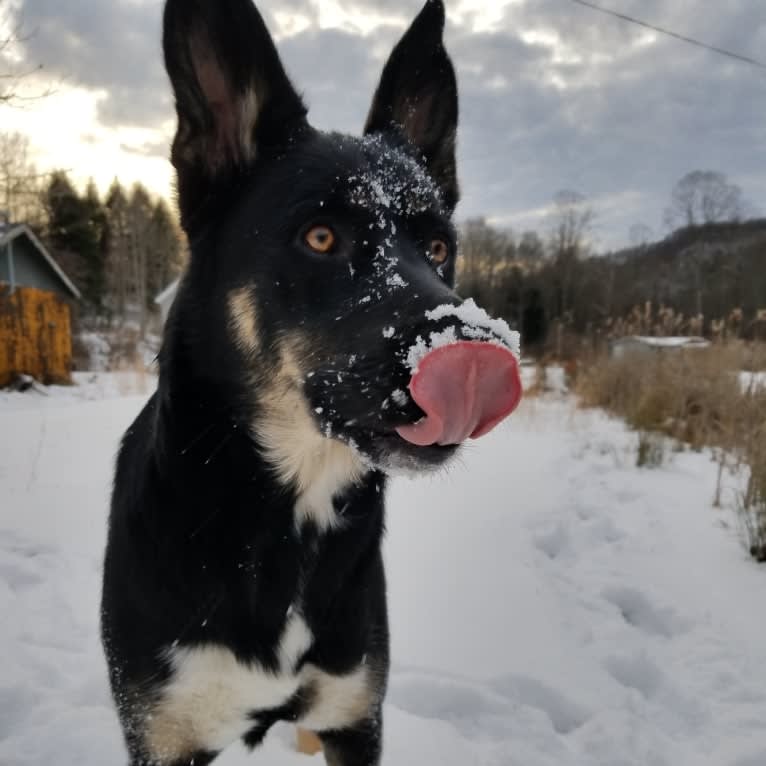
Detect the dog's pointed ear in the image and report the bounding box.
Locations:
[163,0,308,225]
[364,0,459,212]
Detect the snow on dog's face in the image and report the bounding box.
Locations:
[162,0,521,476]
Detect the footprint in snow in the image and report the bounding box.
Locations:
[602,585,689,638]
[0,534,58,592]
[388,672,509,722]
[388,670,590,738]
[533,524,570,560]
[603,652,664,699]
[0,558,45,590]
[490,674,591,734]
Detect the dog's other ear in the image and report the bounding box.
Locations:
[163,0,308,226]
[364,0,459,212]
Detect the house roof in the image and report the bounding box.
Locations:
[0,224,82,300]
[617,336,710,349]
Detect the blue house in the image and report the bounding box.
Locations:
[0,222,81,301]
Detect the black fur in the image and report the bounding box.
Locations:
[102,2,471,764]
[365,0,460,213]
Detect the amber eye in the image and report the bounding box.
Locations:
[428,238,450,266]
[304,225,336,254]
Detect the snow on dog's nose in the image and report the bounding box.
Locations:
[396,341,521,446]
[395,299,523,447]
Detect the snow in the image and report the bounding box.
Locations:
[543,365,568,394]
[426,299,521,359]
[404,299,521,373]
[739,371,766,393]
[347,134,439,220]
[76,333,112,373]
[405,326,458,372]
[623,336,711,350]
[2,377,766,765]
[391,389,408,407]
[344,134,443,302]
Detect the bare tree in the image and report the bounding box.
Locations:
[105,181,131,317]
[128,185,154,334]
[0,1,19,105]
[664,170,745,230]
[518,230,544,263]
[548,190,595,261]
[458,217,516,314]
[1,1,50,106]
[0,131,47,224]
[546,190,596,334]
[629,222,654,249]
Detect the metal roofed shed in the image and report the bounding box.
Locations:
[1,223,81,301]
[610,336,711,359]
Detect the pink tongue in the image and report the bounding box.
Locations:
[395,341,522,447]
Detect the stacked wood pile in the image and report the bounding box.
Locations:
[0,284,73,386]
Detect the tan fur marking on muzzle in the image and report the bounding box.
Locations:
[228,286,260,356]
[239,88,260,163]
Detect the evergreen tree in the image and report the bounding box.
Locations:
[104,179,131,317]
[128,184,154,331]
[44,171,107,310]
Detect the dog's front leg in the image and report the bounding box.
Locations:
[318,715,383,766]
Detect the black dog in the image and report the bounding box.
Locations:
[101,1,521,764]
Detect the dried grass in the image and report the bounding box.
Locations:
[576,343,766,560]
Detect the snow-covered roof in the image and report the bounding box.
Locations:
[0,224,81,300]
[619,336,710,349]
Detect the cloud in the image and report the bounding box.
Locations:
[7,0,766,248]
[15,0,169,127]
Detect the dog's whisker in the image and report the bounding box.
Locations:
[203,431,235,466]
[188,505,223,539]
[180,421,217,456]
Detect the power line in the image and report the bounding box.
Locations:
[567,0,766,71]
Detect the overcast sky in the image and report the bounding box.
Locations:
[2,0,765,250]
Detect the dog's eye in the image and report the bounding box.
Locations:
[305,225,336,254]
[428,239,450,266]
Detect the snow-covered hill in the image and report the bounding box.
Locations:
[1,376,765,765]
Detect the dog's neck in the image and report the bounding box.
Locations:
[155,340,373,533]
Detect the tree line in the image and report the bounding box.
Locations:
[4,120,759,349]
[458,172,764,351]
[1,132,184,331]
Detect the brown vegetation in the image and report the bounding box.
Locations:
[575,343,766,561]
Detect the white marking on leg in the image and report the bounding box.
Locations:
[299,662,378,732]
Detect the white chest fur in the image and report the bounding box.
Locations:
[144,614,374,761]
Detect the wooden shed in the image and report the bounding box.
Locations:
[0,223,81,386]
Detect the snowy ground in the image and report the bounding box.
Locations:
[1,373,766,765]
[740,370,766,393]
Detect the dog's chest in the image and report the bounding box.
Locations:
[145,612,309,754]
[144,610,373,760]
